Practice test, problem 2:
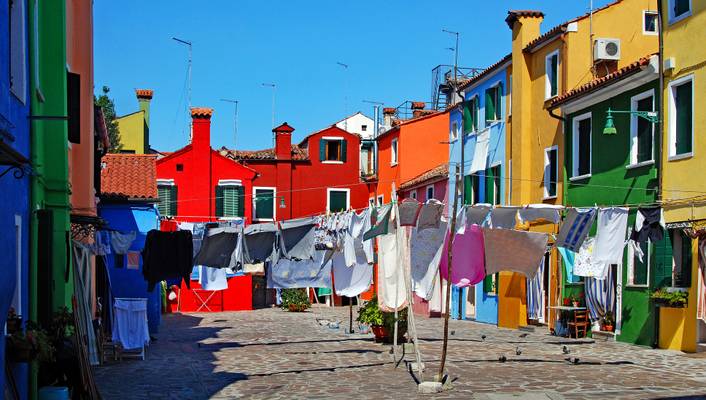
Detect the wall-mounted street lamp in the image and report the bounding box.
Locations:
[279,196,286,209]
[603,108,659,135]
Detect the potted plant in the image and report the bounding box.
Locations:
[601,312,614,332]
[7,322,55,364]
[651,288,688,308]
[6,308,22,335]
[280,288,311,312]
[356,296,407,343]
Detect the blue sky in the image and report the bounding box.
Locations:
[94,0,613,152]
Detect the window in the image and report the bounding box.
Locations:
[486,165,501,205]
[361,124,367,132]
[668,0,691,23]
[470,173,481,204]
[483,274,498,295]
[176,163,184,172]
[544,146,558,198]
[253,187,275,221]
[67,72,81,144]
[630,90,655,165]
[377,195,384,206]
[328,188,350,212]
[9,0,27,102]
[571,113,592,179]
[426,185,435,201]
[319,137,347,162]
[508,75,512,116]
[216,181,245,219]
[464,96,479,133]
[390,138,398,165]
[485,84,502,123]
[628,240,650,286]
[643,11,658,34]
[451,121,459,141]
[545,50,559,99]
[668,76,693,159]
[157,181,177,216]
[410,191,417,200]
[369,198,375,207]
[671,229,692,288]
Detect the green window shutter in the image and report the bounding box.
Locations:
[677,231,692,287]
[495,83,503,120]
[221,186,242,218]
[463,175,473,205]
[653,229,673,288]
[675,81,692,155]
[485,88,495,123]
[329,190,347,212]
[550,55,558,97]
[578,118,591,176]
[236,186,244,217]
[319,139,326,161]
[484,167,494,205]
[340,140,347,162]
[636,96,653,163]
[255,189,274,220]
[215,186,224,218]
[157,186,167,216]
[463,100,473,133]
[170,185,178,216]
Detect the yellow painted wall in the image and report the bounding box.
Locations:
[498,272,527,329]
[661,0,706,223]
[116,111,146,154]
[658,239,699,352]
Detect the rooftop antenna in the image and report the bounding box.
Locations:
[220,99,239,149]
[172,37,193,140]
[336,62,349,131]
[442,29,460,102]
[262,83,276,145]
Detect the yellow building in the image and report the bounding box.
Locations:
[658,0,705,353]
[503,1,658,330]
[116,89,153,154]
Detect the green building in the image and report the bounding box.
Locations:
[549,55,669,347]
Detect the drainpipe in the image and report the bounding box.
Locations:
[657,0,664,203]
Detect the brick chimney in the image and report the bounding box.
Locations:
[411,101,426,118]
[383,107,396,131]
[273,122,294,160]
[191,107,213,157]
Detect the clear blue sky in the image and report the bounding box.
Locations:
[94,0,613,152]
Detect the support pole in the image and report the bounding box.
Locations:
[438,164,460,382]
[349,300,354,333]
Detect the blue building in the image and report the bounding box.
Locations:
[1,0,32,396]
[448,54,511,325]
[98,154,163,334]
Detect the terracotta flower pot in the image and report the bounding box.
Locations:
[287,304,307,312]
[602,324,614,332]
[371,325,388,342]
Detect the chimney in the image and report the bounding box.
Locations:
[190,107,213,156]
[273,122,294,160]
[383,107,396,131]
[411,101,426,118]
[135,89,153,127]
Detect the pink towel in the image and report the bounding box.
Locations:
[439,224,485,287]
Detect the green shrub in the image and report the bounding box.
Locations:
[281,288,311,311]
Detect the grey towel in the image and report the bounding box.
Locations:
[193,227,240,269]
[279,216,318,261]
[243,223,278,264]
[417,201,445,231]
[482,228,549,279]
[398,199,422,227]
[518,206,562,224]
[363,204,392,241]
[490,207,519,229]
[110,231,137,255]
[466,204,491,226]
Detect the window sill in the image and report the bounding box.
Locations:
[390,162,398,167]
[543,194,558,201]
[626,284,649,289]
[669,12,691,25]
[254,218,275,222]
[642,30,658,36]
[569,174,591,182]
[626,160,655,170]
[321,160,344,164]
[668,152,693,162]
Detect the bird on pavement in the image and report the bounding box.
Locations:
[519,333,528,338]
[498,355,507,363]
[481,335,487,341]
[562,345,570,354]
[515,347,522,355]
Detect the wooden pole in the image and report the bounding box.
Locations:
[438,164,460,382]
[349,300,354,333]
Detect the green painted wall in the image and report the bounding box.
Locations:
[563,79,664,347]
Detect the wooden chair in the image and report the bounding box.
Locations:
[567,310,590,338]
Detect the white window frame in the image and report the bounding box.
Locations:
[629,89,656,168]
[321,136,345,164]
[467,94,479,133]
[13,215,22,316]
[668,74,694,161]
[253,186,277,222]
[377,195,384,206]
[484,81,504,125]
[642,10,659,35]
[451,121,459,141]
[490,162,502,205]
[426,185,435,201]
[410,190,418,200]
[668,0,691,25]
[545,50,560,100]
[543,146,558,199]
[157,179,176,216]
[390,138,398,166]
[10,0,27,103]
[571,112,592,181]
[627,239,651,288]
[326,188,350,213]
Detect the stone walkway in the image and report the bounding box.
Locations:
[95,306,706,399]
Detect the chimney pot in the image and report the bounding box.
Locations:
[411,101,426,110]
[135,89,154,100]
[190,107,214,119]
[383,107,396,115]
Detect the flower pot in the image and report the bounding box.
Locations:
[358,323,370,334]
[602,324,614,332]
[287,304,307,312]
[572,301,579,308]
[371,325,388,342]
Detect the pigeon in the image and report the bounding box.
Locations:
[450,330,456,336]
[515,347,522,356]
[481,335,487,341]
[562,345,570,354]
[498,355,507,363]
[565,357,580,364]
[519,333,528,338]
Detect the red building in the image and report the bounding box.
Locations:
[220,122,369,221]
[156,108,257,222]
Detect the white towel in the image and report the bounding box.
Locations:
[592,207,629,264]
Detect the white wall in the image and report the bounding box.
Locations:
[335,112,375,139]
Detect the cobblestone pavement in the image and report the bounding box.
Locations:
[95,306,706,399]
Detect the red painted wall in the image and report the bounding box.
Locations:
[156,110,257,223]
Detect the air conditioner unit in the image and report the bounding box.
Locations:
[594,38,621,61]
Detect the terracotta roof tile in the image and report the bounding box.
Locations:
[506,10,545,28]
[190,107,213,119]
[219,145,309,161]
[458,53,512,91]
[549,55,655,108]
[399,163,449,191]
[100,154,158,200]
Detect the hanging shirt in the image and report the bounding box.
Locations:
[111,231,137,255]
[482,228,549,279]
[411,221,448,300]
[630,207,665,243]
[558,247,581,284]
[573,237,609,279]
[592,207,629,265]
[440,224,486,287]
[198,266,228,291]
[267,250,332,289]
[377,232,407,312]
[556,208,597,252]
[279,216,318,261]
[332,251,373,297]
[142,230,194,291]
